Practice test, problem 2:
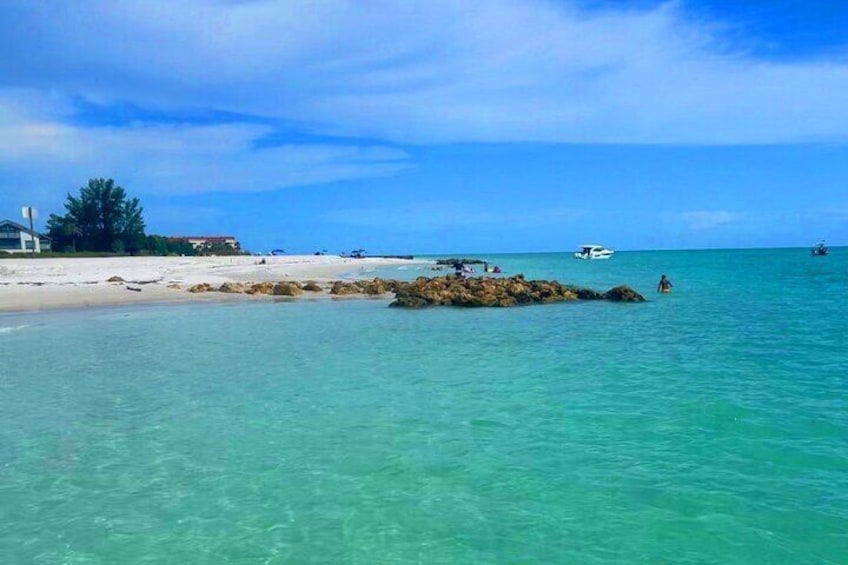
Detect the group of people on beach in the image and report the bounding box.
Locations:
[450,261,501,278]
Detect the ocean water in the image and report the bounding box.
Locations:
[1,248,846,564]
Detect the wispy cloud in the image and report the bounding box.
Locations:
[3,0,848,145]
[0,90,411,203]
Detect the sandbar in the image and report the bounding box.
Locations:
[0,255,432,312]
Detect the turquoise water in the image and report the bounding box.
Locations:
[1,248,847,563]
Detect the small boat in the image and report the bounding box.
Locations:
[811,241,829,256]
[574,244,615,260]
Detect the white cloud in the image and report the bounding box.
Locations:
[3,0,848,223]
[0,91,411,203]
[3,0,848,144]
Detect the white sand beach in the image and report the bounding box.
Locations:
[0,255,432,312]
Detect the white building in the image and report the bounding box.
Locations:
[0,219,52,253]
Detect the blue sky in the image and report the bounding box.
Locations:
[1,0,847,254]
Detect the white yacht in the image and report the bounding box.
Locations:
[574,244,615,260]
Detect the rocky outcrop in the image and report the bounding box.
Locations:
[246,282,274,295]
[561,285,643,302]
[187,283,213,293]
[329,281,361,295]
[603,285,646,302]
[107,275,125,283]
[302,281,323,292]
[180,275,645,307]
[568,286,606,300]
[357,278,390,295]
[218,282,246,293]
[272,282,303,296]
[389,275,581,308]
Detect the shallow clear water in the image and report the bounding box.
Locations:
[1,249,847,563]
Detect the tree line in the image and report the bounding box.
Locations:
[46,178,242,256]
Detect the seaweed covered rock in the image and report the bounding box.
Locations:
[568,286,605,300]
[567,285,644,302]
[302,281,323,292]
[603,285,645,302]
[390,293,430,308]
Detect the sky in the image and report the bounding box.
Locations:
[1,0,847,254]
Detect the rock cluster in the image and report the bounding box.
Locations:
[181,275,645,308]
[389,275,644,307]
[187,281,319,295]
[328,279,401,295]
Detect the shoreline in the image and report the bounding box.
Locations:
[0,255,432,313]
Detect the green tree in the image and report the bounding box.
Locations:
[46,214,81,252]
[144,235,170,256]
[195,241,243,256]
[142,235,196,256]
[49,178,146,253]
[166,238,196,256]
[118,196,146,253]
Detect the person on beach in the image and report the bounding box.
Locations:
[657,274,672,293]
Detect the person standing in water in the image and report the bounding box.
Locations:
[657,274,672,293]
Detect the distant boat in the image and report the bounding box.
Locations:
[811,241,829,256]
[574,244,614,260]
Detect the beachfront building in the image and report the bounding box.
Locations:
[0,219,52,253]
[168,235,240,251]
